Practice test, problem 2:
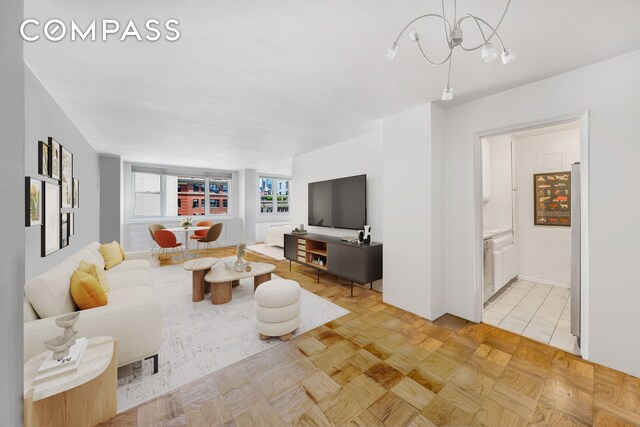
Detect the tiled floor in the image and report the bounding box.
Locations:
[483,280,579,355]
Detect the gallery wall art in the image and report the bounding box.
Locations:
[42,181,61,256]
[31,137,80,256]
[49,137,61,181]
[25,177,42,227]
[38,141,50,177]
[533,171,571,227]
[61,146,73,208]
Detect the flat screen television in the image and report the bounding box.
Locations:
[308,174,366,230]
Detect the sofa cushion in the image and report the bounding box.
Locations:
[106,259,151,274]
[70,270,108,310]
[78,261,110,296]
[105,269,152,291]
[100,241,124,270]
[23,298,39,322]
[24,260,78,318]
[66,245,105,271]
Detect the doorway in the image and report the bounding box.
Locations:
[478,115,588,357]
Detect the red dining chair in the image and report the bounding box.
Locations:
[189,221,213,251]
[155,229,183,258]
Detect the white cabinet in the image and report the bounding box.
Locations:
[492,231,518,291]
[482,140,491,200]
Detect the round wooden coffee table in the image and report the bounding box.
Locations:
[183,257,219,302]
[204,261,276,304]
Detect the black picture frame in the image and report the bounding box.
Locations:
[48,137,61,181]
[61,146,73,208]
[42,181,61,257]
[72,178,79,208]
[25,177,43,227]
[61,212,70,248]
[38,141,51,177]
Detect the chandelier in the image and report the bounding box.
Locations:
[385,0,514,101]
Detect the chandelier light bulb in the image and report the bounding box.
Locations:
[442,85,453,101]
[481,42,498,63]
[501,47,515,64]
[385,43,398,61]
[409,28,420,42]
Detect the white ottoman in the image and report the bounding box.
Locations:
[255,279,301,341]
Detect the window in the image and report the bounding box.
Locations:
[259,177,290,214]
[209,177,229,214]
[132,170,232,217]
[133,172,162,216]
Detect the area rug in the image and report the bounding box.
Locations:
[247,243,286,261]
[116,258,348,412]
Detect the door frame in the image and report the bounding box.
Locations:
[473,111,590,358]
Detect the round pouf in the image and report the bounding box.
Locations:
[255,279,301,341]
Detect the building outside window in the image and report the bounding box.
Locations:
[132,171,231,217]
[259,177,290,214]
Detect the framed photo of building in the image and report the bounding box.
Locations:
[49,137,61,181]
[73,178,79,208]
[61,146,73,208]
[533,171,571,227]
[38,141,50,177]
[25,177,43,227]
[61,213,70,248]
[42,181,61,256]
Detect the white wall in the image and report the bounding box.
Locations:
[444,49,640,377]
[99,154,122,243]
[25,67,101,279]
[482,135,513,230]
[1,0,24,422]
[292,130,383,241]
[514,128,580,286]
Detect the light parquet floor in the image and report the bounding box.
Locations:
[102,246,640,426]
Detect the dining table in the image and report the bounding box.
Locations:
[164,225,210,259]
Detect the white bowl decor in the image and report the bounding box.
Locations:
[44,312,80,360]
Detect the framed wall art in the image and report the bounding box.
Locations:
[38,141,50,177]
[61,146,73,208]
[61,213,70,248]
[533,171,571,227]
[72,178,79,208]
[49,137,61,181]
[69,212,75,236]
[25,177,43,227]
[42,181,61,256]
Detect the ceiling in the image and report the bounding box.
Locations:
[24,0,640,174]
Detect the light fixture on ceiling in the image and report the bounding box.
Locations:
[386,0,515,101]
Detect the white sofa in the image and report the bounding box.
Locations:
[23,242,162,370]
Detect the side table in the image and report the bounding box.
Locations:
[24,336,117,427]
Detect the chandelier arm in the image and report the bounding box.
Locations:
[441,0,451,44]
[392,13,451,45]
[416,39,453,66]
[458,14,488,43]
[456,0,511,43]
[457,16,504,52]
[473,17,506,48]
[446,50,453,88]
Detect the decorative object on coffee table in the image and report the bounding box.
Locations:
[205,261,276,304]
[43,312,79,360]
[234,243,247,272]
[255,279,301,342]
[24,336,117,427]
[183,257,219,302]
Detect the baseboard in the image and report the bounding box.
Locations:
[517,274,570,288]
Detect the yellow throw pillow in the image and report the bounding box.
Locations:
[118,242,126,260]
[99,241,123,270]
[78,261,110,297]
[70,270,107,310]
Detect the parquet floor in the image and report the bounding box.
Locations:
[102,246,640,426]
